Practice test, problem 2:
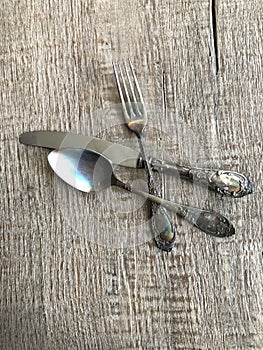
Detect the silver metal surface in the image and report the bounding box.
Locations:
[48,148,235,238]
[19,131,139,168]
[20,131,254,198]
[113,60,177,252]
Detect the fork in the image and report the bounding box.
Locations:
[113,59,177,252]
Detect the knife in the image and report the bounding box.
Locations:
[19,131,254,198]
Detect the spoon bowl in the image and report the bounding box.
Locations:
[48,148,113,193]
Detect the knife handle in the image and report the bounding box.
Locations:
[147,158,254,198]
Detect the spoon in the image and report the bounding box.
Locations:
[48,148,235,238]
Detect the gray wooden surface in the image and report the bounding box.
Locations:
[1,1,262,349]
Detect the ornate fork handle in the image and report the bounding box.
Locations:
[146,158,254,198]
[138,135,177,252]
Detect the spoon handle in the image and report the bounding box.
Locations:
[148,158,254,198]
[115,179,235,238]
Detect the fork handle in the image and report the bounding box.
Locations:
[137,135,177,252]
[145,158,254,198]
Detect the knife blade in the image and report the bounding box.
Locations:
[19,131,141,168]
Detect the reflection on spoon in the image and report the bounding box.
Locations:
[48,148,235,238]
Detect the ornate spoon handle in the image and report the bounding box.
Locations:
[147,158,254,198]
[142,191,235,238]
[115,179,235,238]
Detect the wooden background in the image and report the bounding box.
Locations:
[1,0,262,349]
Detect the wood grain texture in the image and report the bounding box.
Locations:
[1,0,262,349]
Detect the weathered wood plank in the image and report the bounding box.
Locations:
[1,0,262,349]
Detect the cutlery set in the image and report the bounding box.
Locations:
[19,60,254,252]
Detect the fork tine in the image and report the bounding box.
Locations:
[124,61,142,117]
[117,63,134,118]
[112,62,129,121]
[128,58,145,108]
[123,61,137,103]
[113,62,133,122]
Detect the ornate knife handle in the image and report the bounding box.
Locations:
[148,158,254,198]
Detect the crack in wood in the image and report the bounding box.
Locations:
[210,0,219,75]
